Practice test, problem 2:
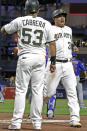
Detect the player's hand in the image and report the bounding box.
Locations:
[13,47,18,56]
[50,64,56,73]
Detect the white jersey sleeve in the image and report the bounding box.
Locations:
[45,22,55,43]
[4,18,19,34]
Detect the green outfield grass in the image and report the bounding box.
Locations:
[0,99,87,115]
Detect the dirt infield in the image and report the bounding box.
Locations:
[0,113,87,131]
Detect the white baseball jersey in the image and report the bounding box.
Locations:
[52,25,72,60]
[4,16,55,56]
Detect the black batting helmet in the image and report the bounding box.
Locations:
[25,0,40,14]
[52,9,67,18]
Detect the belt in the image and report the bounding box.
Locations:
[56,59,68,63]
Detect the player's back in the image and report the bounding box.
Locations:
[16,16,53,56]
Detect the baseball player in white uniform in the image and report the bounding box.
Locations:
[1,0,56,130]
[44,9,81,128]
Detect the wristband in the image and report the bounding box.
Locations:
[50,56,56,65]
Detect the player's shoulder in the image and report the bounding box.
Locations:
[18,16,28,21]
[52,25,56,28]
[12,16,23,23]
[52,25,58,30]
[64,25,72,31]
[15,16,33,21]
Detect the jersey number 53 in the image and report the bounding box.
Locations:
[21,28,43,46]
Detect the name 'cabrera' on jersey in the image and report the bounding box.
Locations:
[4,16,55,56]
[52,25,72,60]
